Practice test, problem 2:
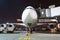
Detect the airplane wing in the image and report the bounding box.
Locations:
[6,23,27,27]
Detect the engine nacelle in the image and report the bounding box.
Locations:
[0,24,6,32]
[6,23,15,32]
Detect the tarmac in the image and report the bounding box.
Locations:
[0,31,60,40]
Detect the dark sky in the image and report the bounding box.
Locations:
[0,0,39,22]
[0,0,60,23]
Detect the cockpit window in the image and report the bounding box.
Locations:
[27,8,32,9]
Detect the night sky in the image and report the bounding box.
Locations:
[0,0,40,23]
[0,0,60,23]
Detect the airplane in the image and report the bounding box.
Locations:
[22,6,38,33]
[0,6,57,33]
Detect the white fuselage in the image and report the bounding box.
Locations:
[22,6,38,27]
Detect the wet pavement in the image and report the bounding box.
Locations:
[0,31,60,40]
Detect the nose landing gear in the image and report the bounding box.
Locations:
[26,23,33,34]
